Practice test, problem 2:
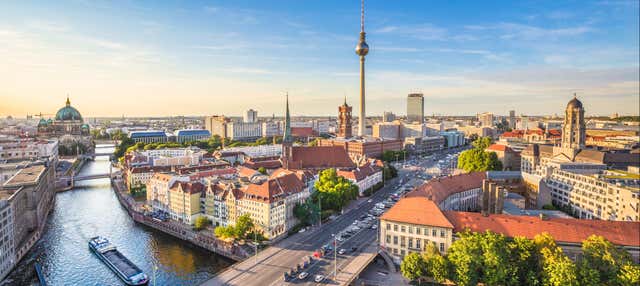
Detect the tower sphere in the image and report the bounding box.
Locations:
[355,39,369,56]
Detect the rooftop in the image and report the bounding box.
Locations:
[405,172,486,204]
[380,197,454,229]
[444,211,640,247]
[3,164,46,187]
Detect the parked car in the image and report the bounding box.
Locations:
[298,272,309,280]
[314,275,325,282]
[338,248,347,255]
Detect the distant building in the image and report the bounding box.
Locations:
[337,160,384,195]
[317,138,404,160]
[337,99,353,138]
[36,97,94,155]
[204,116,230,138]
[440,131,465,148]
[244,109,258,123]
[382,111,396,123]
[407,93,424,124]
[174,129,211,143]
[485,144,521,171]
[401,123,425,138]
[129,131,168,143]
[225,122,262,141]
[372,122,401,140]
[477,112,494,127]
[404,136,445,155]
[262,121,283,137]
[509,110,516,129]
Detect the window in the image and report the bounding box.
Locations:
[386,235,390,244]
[401,226,406,233]
[408,238,413,249]
[393,248,398,255]
[440,243,445,252]
[393,236,398,245]
[408,226,413,234]
[416,228,421,235]
[416,239,421,250]
[440,230,446,238]
[400,250,405,257]
[432,229,437,236]
[386,223,391,230]
[394,224,398,231]
[401,236,406,247]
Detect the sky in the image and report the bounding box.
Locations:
[0,0,638,118]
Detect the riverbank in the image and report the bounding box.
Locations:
[111,178,249,261]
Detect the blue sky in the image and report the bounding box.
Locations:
[0,0,638,117]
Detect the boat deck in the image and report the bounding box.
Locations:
[103,249,142,278]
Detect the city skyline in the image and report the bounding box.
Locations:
[1,0,639,117]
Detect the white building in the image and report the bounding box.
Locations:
[440,131,465,148]
[262,121,283,137]
[226,122,262,141]
[244,109,258,123]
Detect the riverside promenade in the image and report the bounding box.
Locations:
[110,178,249,261]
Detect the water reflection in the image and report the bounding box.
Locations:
[4,145,232,286]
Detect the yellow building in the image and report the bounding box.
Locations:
[168,182,205,224]
[379,197,453,264]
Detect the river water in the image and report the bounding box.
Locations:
[4,145,232,286]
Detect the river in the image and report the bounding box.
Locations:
[4,145,232,286]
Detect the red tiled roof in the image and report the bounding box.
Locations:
[285,146,354,170]
[501,131,524,138]
[381,197,454,229]
[129,166,171,174]
[170,181,205,194]
[189,168,236,179]
[444,211,640,247]
[291,127,314,137]
[242,159,282,169]
[406,172,486,204]
[486,144,510,152]
[237,166,260,178]
[337,162,382,182]
[244,172,306,203]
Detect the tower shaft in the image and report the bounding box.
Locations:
[358,56,365,136]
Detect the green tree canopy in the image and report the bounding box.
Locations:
[579,235,634,285]
[193,216,211,231]
[313,168,359,212]
[535,233,579,286]
[401,252,427,282]
[457,137,503,172]
[234,213,255,239]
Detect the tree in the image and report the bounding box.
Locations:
[617,264,640,285]
[446,231,484,286]
[193,216,211,231]
[401,252,427,283]
[234,214,255,239]
[457,137,502,172]
[479,231,514,285]
[534,233,579,286]
[214,225,235,239]
[579,235,633,285]
[422,242,449,283]
[257,167,267,175]
[313,168,359,212]
[507,236,541,286]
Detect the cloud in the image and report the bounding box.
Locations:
[375,23,447,41]
[497,23,593,40]
[27,20,70,32]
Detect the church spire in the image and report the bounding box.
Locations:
[66,95,71,106]
[283,92,292,143]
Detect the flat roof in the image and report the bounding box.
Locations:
[3,165,46,187]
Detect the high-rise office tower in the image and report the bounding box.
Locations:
[406,93,424,123]
[355,0,369,137]
[382,111,396,122]
[478,112,494,127]
[508,110,516,129]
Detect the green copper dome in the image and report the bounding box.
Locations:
[38,118,47,126]
[55,97,83,121]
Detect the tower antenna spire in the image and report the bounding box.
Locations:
[361,0,365,33]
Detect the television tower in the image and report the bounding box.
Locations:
[355,0,369,137]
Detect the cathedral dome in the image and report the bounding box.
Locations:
[55,97,83,121]
[566,95,583,110]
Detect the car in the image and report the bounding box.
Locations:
[338,248,347,254]
[298,228,306,233]
[314,275,325,282]
[336,236,344,242]
[298,272,309,280]
[371,224,378,230]
[367,199,373,203]
[351,246,358,252]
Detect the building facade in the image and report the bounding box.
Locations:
[174,129,211,143]
[36,97,94,155]
[407,93,424,124]
[337,100,353,138]
[129,131,168,143]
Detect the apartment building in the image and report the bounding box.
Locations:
[545,162,640,221]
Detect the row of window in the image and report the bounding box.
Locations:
[385,223,447,238]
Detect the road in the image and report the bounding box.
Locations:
[203,147,466,286]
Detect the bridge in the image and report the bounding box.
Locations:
[73,173,111,181]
